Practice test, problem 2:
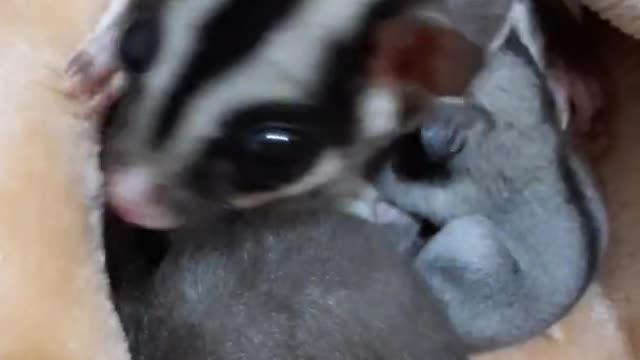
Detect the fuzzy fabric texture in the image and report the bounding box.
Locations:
[0,1,129,359]
[583,0,640,38]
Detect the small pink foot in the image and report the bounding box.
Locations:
[81,72,127,120]
[64,32,126,119]
[63,0,132,118]
[64,50,115,99]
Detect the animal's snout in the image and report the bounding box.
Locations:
[105,166,182,230]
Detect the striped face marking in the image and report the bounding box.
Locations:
[102,0,485,229]
[104,0,412,228]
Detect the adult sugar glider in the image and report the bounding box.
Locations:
[373,0,608,353]
[64,0,491,230]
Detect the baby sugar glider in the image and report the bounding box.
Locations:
[65,0,489,230]
[111,196,468,360]
[373,0,608,353]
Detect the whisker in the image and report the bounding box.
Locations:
[40,63,65,78]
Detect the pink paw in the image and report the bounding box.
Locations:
[65,51,111,97]
[63,32,125,119]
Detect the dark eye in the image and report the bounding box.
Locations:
[119,18,158,73]
[242,127,315,164]
[225,125,324,191]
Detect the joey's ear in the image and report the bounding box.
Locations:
[368,18,485,97]
[355,18,484,140]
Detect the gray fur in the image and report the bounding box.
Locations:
[114,197,467,360]
[417,0,513,47]
[373,1,608,352]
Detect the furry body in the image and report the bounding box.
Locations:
[374,1,608,352]
[111,199,467,360]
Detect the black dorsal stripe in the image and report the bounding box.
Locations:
[503,28,540,72]
[556,148,600,315]
[507,21,600,313]
[152,0,304,148]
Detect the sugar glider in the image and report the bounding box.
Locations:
[65,0,487,230]
[111,196,467,360]
[373,0,608,353]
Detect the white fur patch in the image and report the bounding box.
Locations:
[106,166,182,229]
[489,5,515,52]
[94,0,131,35]
[357,86,401,138]
[438,96,466,106]
[548,75,571,129]
[109,166,156,203]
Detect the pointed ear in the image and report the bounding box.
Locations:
[368,17,485,97]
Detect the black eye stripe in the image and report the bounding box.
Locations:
[151,0,304,149]
[119,17,159,73]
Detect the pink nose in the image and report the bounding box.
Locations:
[105,167,181,230]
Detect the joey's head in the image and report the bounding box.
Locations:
[102,0,484,229]
[390,0,563,184]
[466,0,564,140]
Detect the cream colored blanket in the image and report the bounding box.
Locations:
[584,0,640,38]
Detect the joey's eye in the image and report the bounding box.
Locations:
[242,127,317,164]
[228,125,324,191]
[119,18,158,73]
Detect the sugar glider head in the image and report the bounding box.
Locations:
[102,0,484,229]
